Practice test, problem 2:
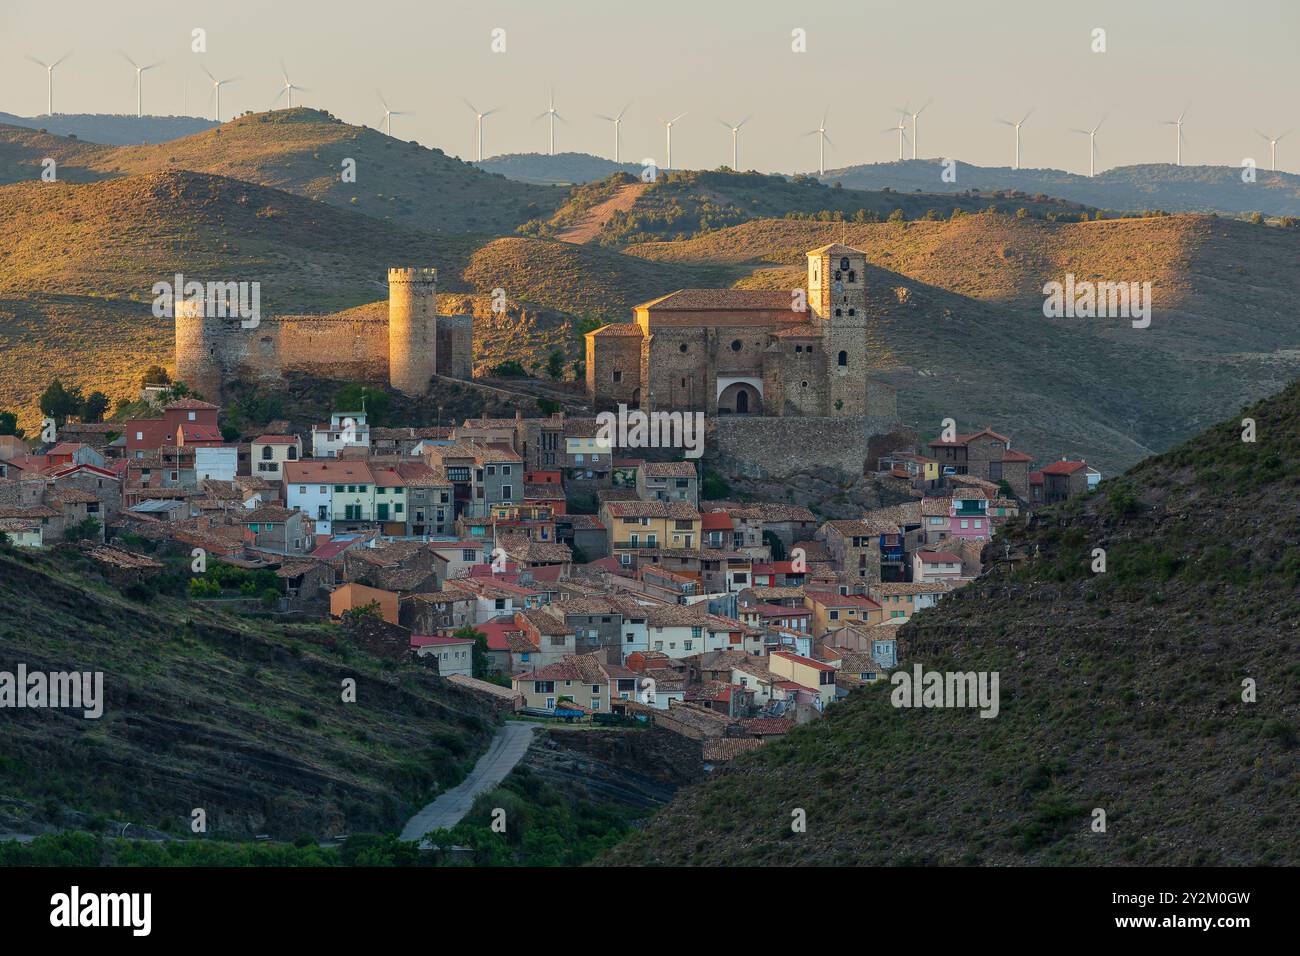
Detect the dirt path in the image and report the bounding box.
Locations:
[553,182,649,244]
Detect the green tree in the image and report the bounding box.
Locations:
[39,380,80,425]
[334,383,389,426]
[546,349,566,380]
[0,410,22,438]
[141,365,171,388]
[454,625,491,678]
[81,391,110,423]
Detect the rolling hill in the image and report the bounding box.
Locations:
[0,542,497,842]
[823,159,1300,218]
[603,378,1300,866]
[0,111,219,146]
[476,152,643,185]
[0,170,712,429]
[523,169,1092,247]
[0,108,566,233]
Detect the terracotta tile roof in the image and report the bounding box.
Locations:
[916,551,962,563]
[740,717,795,736]
[586,322,644,337]
[638,289,795,311]
[163,398,219,410]
[1041,459,1087,475]
[641,460,697,478]
[603,500,700,520]
[701,737,765,762]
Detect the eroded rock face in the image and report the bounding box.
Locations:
[521,727,700,811]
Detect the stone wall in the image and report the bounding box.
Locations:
[706,413,904,480]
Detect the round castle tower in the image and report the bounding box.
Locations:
[173,297,226,402]
[387,267,438,395]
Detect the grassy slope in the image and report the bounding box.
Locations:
[605,379,1300,866]
[0,545,496,840]
[526,170,1091,247]
[0,109,565,233]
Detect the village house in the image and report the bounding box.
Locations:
[238,504,309,555]
[928,426,1033,500]
[510,653,637,714]
[815,519,885,584]
[330,581,400,624]
[636,460,699,505]
[1039,458,1092,503]
[869,580,952,621]
[311,411,371,458]
[600,499,703,565]
[250,435,301,482]
[768,651,837,710]
[804,589,883,637]
[411,633,475,676]
[913,550,966,584]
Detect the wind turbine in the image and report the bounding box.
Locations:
[27,52,71,117]
[902,100,931,159]
[1161,105,1188,166]
[996,108,1033,169]
[201,66,238,122]
[121,53,162,118]
[804,109,832,176]
[882,116,908,162]
[1256,129,1289,172]
[1070,116,1105,177]
[276,61,309,109]
[377,92,411,137]
[718,115,750,170]
[535,89,563,156]
[596,102,631,163]
[463,99,499,162]
[660,111,687,171]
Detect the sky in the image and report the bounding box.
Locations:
[2,0,1298,175]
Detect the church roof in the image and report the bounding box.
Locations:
[586,322,644,337]
[807,242,865,257]
[636,289,796,311]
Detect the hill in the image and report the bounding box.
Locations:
[475,152,643,185]
[0,542,497,842]
[0,171,713,429]
[522,170,1091,247]
[0,109,565,233]
[625,214,1300,473]
[603,378,1300,866]
[823,159,1300,218]
[0,111,218,146]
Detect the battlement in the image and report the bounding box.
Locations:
[387,267,438,285]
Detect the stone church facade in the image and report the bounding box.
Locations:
[585,243,894,419]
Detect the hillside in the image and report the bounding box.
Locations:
[0,109,565,233]
[0,169,479,427]
[0,112,219,146]
[626,214,1300,472]
[520,170,1092,247]
[824,159,1300,218]
[604,379,1300,866]
[0,543,497,842]
[0,171,711,429]
[476,152,643,185]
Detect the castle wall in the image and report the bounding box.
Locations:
[706,415,903,481]
[213,317,389,388]
[436,313,474,380]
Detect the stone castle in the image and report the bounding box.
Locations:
[174,268,472,401]
[585,242,895,419]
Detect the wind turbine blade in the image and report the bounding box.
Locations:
[534,112,549,121]
[482,109,499,118]
[996,118,1013,126]
[718,118,733,129]
[1020,108,1034,125]
[120,50,138,69]
[378,92,389,110]
[916,98,932,116]
[1278,130,1292,143]
[463,97,479,113]
[880,126,898,134]
[670,112,687,124]
[52,52,71,68]
[202,65,216,83]
[1178,105,1189,122]
[1070,129,1089,135]
[823,133,835,148]
[1256,129,1271,142]
[597,114,615,122]
[144,61,163,71]
[737,114,752,129]
[615,102,631,121]
[26,55,49,69]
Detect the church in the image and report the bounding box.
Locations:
[584,243,892,419]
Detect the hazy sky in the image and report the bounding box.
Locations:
[2,0,1297,174]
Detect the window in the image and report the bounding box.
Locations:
[730,339,742,351]
[840,257,849,270]
[462,549,477,561]
[834,308,842,317]
[838,350,848,366]
[679,343,688,353]
[187,411,196,421]
[613,370,622,383]
[260,446,274,460]
[501,485,512,501]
